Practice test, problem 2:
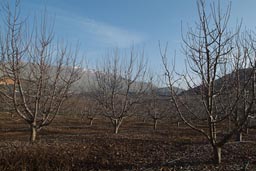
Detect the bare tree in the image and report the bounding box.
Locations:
[162,0,255,164]
[91,48,147,134]
[80,95,101,126]
[143,76,169,130]
[0,1,81,142]
[229,32,256,141]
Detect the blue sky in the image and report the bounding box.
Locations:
[15,0,256,74]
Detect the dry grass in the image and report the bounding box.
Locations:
[0,112,256,171]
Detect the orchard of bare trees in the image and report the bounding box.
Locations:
[162,0,256,164]
[0,0,256,170]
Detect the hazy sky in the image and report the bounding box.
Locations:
[13,0,256,74]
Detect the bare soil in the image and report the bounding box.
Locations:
[0,113,256,171]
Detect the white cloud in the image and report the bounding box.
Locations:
[52,8,146,49]
[78,18,145,48]
[23,3,147,59]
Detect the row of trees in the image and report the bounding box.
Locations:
[80,0,256,164]
[0,0,256,165]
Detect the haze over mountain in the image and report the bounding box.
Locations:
[72,68,185,95]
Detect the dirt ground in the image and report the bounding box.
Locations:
[0,112,256,171]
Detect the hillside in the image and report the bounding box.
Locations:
[156,87,184,96]
[180,68,254,96]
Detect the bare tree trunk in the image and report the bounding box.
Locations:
[153,119,158,130]
[246,120,251,134]
[143,117,146,123]
[213,124,217,141]
[88,118,94,126]
[228,115,231,132]
[177,121,180,128]
[246,128,249,134]
[114,123,121,134]
[213,146,222,164]
[113,119,122,134]
[236,131,243,142]
[30,124,37,143]
[21,160,27,171]
[211,117,217,140]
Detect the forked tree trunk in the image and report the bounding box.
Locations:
[113,119,122,134]
[88,118,94,126]
[114,123,121,134]
[30,124,37,142]
[213,146,222,164]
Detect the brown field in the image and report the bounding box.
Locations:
[0,112,256,171]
